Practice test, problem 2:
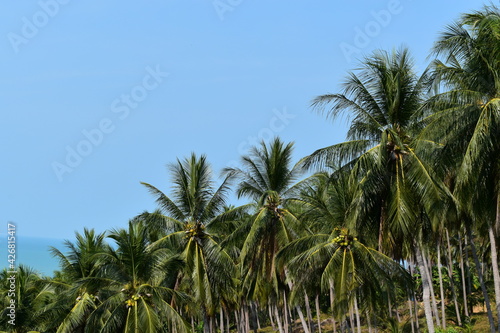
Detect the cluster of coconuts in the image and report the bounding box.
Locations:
[125,297,138,308]
[125,293,152,308]
[184,222,205,239]
[332,235,357,247]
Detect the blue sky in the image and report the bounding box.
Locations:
[0,0,488,248]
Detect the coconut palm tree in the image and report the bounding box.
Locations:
[141,153,237,332]
[223,138,304,300]
[0,265,47,333]
[303,47,448,333]
[277,226,412,327]
[426,5,500,332]
[81,221,188,333]
[40,228,109,333]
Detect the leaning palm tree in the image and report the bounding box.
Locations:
[141,153,237,333]
[426,5,500,332]
[303,47,448,333]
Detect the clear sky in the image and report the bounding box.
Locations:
[1,0,489,244]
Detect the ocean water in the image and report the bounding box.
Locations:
[1,235,65,276]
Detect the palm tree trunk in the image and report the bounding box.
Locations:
[269,304,276,331]
[366,310,372,333]
[457,231,469,318]
[488,222,500,333]
[437,242,446,329]
[304,290,314,332]
[423,248,441,327]
[446,228,463,325]
[354,296,361,333]
[348,307,355,332]
[296,306,311,333]
[220,308,224,333]
[275,304,285,333]
[409,263,420,333]
[253,302,261,331]
[466,223,496,333]
[234,310,240,333]
[416,246,435,333]
[407,297,415,333]
[315,294,322,333]
[464,234,473,316]
[329,280,337,333]
[284,270,310,333]
[245,304,251,333]
[283,292,290,333]
[203,313,210,333]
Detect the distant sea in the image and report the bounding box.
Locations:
[1,236,66,276]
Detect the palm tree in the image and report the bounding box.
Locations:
[303,47,448,332]
[41,228,109,333]
[277,226,412,327]
[141,153,237,332]
[0,265,47,333]
[223,138,304,300]
[82,221,188,333]
[427,5,500,332]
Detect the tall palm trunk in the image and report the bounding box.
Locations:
[445,229,462,325]
[234,309,240,333]
[203,313,210,333]
[285,270,311,333]
[220,308,224,333]
[457,232,469,318]
[253,302,261,331]
[354,295,361,333]
[466,223,496,333]
[283,291,290,333]
[416,246,435,333]
[329,280,337,333]
[315,294,322,333]
[269,303,276,331]
[490,194,500,333]
[407,296,415,333]
[296,305,311,333]
[423,248,441,328]
[437,243,446,328]
[464,234,473,316]
[274,304,285,333]
[366,310,373,333]
[244,303,251,333]
[304,291,314,333]
[409,263,420,333]
[488,222,500,333]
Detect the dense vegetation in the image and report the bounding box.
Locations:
[2,5,500,333]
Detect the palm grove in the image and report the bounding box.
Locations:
[2,5,500,333]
